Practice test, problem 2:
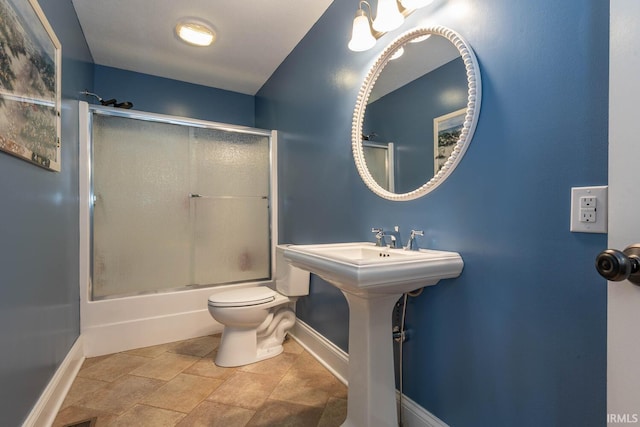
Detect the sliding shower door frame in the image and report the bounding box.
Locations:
[78,101,280,355]
[84,103,278,301]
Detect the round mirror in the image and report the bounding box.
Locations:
[352,26,481,201]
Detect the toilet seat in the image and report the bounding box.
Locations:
[208,287,276,308]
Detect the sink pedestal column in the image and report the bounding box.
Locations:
[341,292,402,427]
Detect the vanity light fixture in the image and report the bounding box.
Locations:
[348,2,377,52]
[348,0,432,52]
[176,20,216,47]
[372,0,405,32]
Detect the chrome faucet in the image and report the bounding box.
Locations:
[371,228,385,247]
[385,226,403,249]
[404,230,424,251]
[371,226,403,248]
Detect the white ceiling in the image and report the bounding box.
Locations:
[72,0,334,95]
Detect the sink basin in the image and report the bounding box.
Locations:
[283,242,464,426]
[284,242,463,296]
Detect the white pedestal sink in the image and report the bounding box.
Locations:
[284,242,463,427]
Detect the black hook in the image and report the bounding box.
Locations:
[82,91,133,109]
[114,101,133,109]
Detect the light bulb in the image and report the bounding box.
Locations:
[372,0,404,32]
[348,11,376,52]
[176,21,216,47]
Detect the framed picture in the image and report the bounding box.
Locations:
[434,108,466,174]
[0,0,61,171]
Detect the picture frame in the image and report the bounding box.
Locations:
[0,0,62,171]
[434,108,466,174]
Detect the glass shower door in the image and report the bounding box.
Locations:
[91,112,271,299]
[92,115,192,298]
[189,128,270,286]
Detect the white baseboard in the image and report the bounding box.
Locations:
[83,309,222,357]
[22,336,85,427]
[290,318,349,384]
[289,319,448,427]
[399,391,450,427]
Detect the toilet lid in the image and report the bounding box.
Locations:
[208,287,276,307]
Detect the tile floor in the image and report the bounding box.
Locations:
[53,335,347,427]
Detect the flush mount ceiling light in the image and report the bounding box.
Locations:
[348,0,433,52]
[175,20,216,47]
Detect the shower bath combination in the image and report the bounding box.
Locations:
[81,90,133,109]
[79,101,279,358]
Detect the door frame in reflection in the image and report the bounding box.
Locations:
[363,141,395,192]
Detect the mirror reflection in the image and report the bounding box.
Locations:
[352,26,481,201]
[363,141,395,192]
[362,34,468,194]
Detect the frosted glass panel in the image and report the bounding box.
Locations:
[92,116,191,298]
[192,198,270,285]
[190,128,270,197]
[190,129,270,285]
[90,112,272,299]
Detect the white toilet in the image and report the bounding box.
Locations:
[207,245,310,367]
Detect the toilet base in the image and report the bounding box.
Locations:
[256,343,285,363]
[215,327,257,367]
[214,328,286,367]
[213,306,295,367]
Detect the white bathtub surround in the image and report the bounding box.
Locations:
[80,285,229,356]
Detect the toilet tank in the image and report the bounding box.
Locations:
[275,245,310,296]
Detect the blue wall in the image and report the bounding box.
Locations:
[256,1,608,426]
[0,1,92,425]
[1,0,608,425]
[93,65,255,127]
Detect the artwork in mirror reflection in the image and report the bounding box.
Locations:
[362,35,467,194]
[434,108,466,173]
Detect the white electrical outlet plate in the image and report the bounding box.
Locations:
[570,186,608,233]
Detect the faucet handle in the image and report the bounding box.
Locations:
[371,228,384,247]
[405,230,424,251]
